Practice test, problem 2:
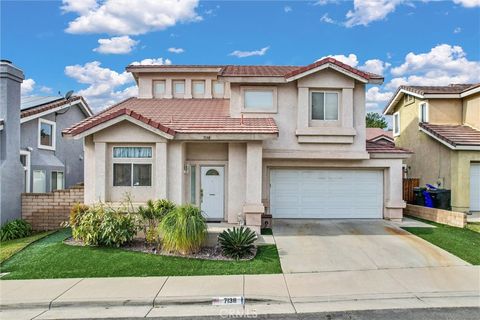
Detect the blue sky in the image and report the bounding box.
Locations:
[1,0,479,113]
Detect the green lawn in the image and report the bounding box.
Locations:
[261,228,273,235]
[402,218,480,265]
[466,223,480,233]
[0,229,282,280]
[0,231,53,263]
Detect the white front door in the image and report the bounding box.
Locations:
[201,166,224,220]
[470,163,480,211]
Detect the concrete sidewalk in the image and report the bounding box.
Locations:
[1,265,479,319]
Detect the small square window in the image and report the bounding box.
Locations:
[393,112,400,136]
[153,80,165,98]
[244,90,274,110]
[113,164,132,186]
[213,82,224,97]
[174,81,185,95]
[193,81,205,96]
[419,103,428,123]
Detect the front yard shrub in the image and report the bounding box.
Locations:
[72,205,139,247]
[69,203,89,228]
[138,199,176,245]
[159,204,207,255]
[218,227,257,260]
[0,219,32,241]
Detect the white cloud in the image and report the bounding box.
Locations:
[93,36,138,54]
[65,59,172,110]
[319,53,359,66]
[229,46,270,58]
[320,13,337,24]
[345,0,404,27]
[64,0,201,35]
[61,0,97,15]
[366,87,393,109]
[40,86,53,94]
[21,78,35,96]
[168,47,185,54]
[360,59,391,75]
[284,6,292,13]
[130,57,172,65]
[453,0,480,8]
[453,27,462,34]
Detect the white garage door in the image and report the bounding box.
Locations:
[470,163,480,211]
[270,169,383,219]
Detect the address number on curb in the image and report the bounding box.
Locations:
[212,296,245,305]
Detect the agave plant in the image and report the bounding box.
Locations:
[159,204,207,255]
[218,227,257,260]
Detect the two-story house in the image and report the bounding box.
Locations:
[384,84,480,213]
[0,60,92,223]
[64,58,411,230]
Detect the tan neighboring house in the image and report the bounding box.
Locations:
[64,57,411,230]
[384,84,480,213]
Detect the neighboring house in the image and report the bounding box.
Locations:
[0,60,93,223]
[384,84,480,213]
[64,57,410,230]
[366,128,394,146]
[19,96,93,193]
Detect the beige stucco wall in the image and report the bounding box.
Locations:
[463,92,480,128]
[451,151,480,212]
[393,98,452,188]
[428,99,463,124]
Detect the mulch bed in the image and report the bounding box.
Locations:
[63,237,256,261]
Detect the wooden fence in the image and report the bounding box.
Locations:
[403,178,420,204]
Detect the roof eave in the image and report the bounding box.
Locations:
[419,125,480,151]
[285,63,370,84]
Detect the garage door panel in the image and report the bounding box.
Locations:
[270,169,383,219]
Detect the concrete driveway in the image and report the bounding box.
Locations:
[273,219,469,273]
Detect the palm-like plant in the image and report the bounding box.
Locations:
[159,204,207,255]
[138,199,176,245]
[218,227,257,260]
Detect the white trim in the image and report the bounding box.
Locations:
[418,102,429,123]
[67,115,175,140]
[21,100,92,123]
[370,135,394,143]
[20,150,31,193]
[461,85,480,97]
[38,118,56,151]
[423,93,461,99]
[285,63,370,83]
[393,112,400,137]
[384,89,424,115]
[310,90,340,121]
[419,126,480,151]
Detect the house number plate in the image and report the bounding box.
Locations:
[212,296,245,305]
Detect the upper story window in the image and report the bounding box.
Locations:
[393,111,400,136]
[38,118,56,150]
[213,81,224,97]
[242,87,277,113]
[153,80,166,98]
[192,80,205,98]
[311,91,339,121]
[173,80,185,97]
[404,94,414,104]
[419,102,429,123]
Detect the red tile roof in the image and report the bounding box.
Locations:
[126,58,383,81]
[396,84,477,95]
[366,128,393,141]
[284,57,383,81]
[366,140,411,154]
[420,123,480,147]
[21,96,92,119]
[63,98,279,137]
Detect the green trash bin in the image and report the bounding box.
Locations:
[413,187,426,206]
[428,189,451,210]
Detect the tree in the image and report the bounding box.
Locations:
[366,112,388,129]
